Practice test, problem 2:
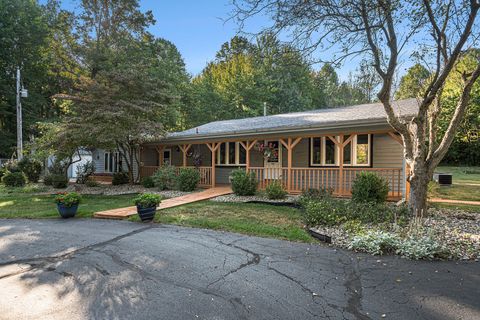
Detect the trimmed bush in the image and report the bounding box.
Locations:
[152,166,177,190]
[265,181,287,200]
[303,198,346,226]
[141,176,155,188]
[112,172,129,185]
[51,174,68,189]
[18,157,42,183]
[298,188,332,207]
[85,180,100,187]
[230,169,257,196]
[346,202,409,225]
[2,171,27,187]
[351,171,389,203]
[43,174,53,186]
[177,168,200,191]
[348,231,400,255]
[396,235,449,260]
[76,161,95,184]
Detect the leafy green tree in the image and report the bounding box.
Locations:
[0,0,74,158]
[395,64,431,99]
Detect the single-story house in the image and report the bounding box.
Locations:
[132,98,416,199]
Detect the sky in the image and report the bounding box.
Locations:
[46,0,397,80]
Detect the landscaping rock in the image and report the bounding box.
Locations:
[211,193,299,203]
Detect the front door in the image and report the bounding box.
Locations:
[264,140,282,180]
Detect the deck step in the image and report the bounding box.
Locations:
[93,186,233,219]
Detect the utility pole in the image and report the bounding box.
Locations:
[16,67,23,160]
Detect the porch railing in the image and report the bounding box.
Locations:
[141,165,403,198]
[139,165,212,187]
[249,167,403,198]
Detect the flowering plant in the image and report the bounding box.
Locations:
[254,142,279,159]
[54,192,81,207]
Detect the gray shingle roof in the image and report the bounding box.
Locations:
[166,98,418,140]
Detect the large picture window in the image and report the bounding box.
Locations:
[216,142,246,166]
[104,151,121,173]
[310,134,371,166]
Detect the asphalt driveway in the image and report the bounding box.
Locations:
[0,219,478,320]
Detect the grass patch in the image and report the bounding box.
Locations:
[0,192,137,219]
[436,166,480,185]
[430,202,480,213]
[429,184,480,202]
[129,201,313,242]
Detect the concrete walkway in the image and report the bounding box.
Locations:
[94,186,233,219]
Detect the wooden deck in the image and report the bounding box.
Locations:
[94,186,233,219]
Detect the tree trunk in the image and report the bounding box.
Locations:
[408,164,431,218]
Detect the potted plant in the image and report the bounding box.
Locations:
[134,193,161,222]
[55,192,81,218]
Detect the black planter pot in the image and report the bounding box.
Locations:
[57,203,79,219]
[137,205,156,222]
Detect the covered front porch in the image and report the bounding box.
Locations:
[139,131,407,200]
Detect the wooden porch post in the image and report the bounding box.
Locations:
[338,135,344,195]
[280,138,302,193]
[239,140,257,173]
[179,144,192,167]
[206,142,221,188]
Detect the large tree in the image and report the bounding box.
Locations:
[0,0,75,158]
[233,0,480,216]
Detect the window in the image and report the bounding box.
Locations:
[162,149,171,165]
[311,138,322,165]
[310,134,371,166]
[356,134,369,165]
[104,151,121,173]
[216,142,246,166]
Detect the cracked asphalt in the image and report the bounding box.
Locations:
[0,219,478,320]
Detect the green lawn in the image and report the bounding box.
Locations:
[435,166,480,185]
[0,185,312,242]
[0,191,137,219]
[129,201,312,242]
[430,166,480,203]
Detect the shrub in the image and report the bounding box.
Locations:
[0,166,6,180]
[141,176,155,188]
[348,231,400,255]
[51,174,68,189]
[177,168,200,191]
[43,174,53,186]
[298,188,332,207]
[2,171,27,187]
[152,166,178,190]
[76,161,95,184]
[54,192,81,207]
[18,157,42,183]
[351,171,389,203]
[112,172,129,185]
[265,181,287,199]
[346,202,409,225]
[85,180,100,187]
[134,193,161,208]
[396,235,449,260]
[3,159,21,173]
[303,198,346,226]
[230,169,257,196]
